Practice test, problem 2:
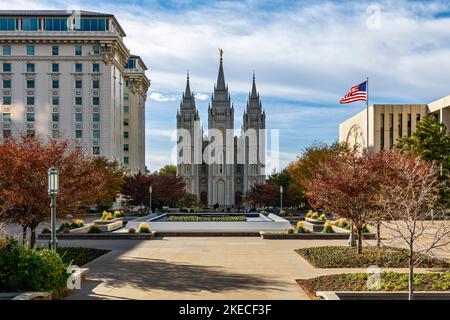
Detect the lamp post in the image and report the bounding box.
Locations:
[48,167,59,251]
[149,185,153,214]
[280,185,283,214]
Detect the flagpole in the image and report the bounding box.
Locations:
[366,77,369,154]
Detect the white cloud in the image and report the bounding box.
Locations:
[149,92,178,102]
[194,93,209,101]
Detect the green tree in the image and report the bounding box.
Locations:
[397,115,450,206]
[93,157,126,210]
[159,164,177,176]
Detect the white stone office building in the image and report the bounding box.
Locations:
[177,55,266,207]
[339,95,450,152]
[0,10,150,171]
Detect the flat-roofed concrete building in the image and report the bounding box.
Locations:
[0,10,150,170]
[339,94,450,152]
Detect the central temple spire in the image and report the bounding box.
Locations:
[184,70,191,98]
[251,71,258,98]
[216,48,226,91]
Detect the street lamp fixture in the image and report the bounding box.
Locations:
[48,167,59,251]
[280,185,283,214]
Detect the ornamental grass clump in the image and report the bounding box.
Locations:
[287,227,295,234]
[322,221,335,233]
[101,211,113,221]
[128,227,136,234]
[113,210,124,218]
[305,210,314,218]
[88,224,101,233]
[70,219,84,229]
[317,213,327,221]
[310,212,319,219]
[139,222,150,234]
[296,221,307,234]
[333,218,349,229]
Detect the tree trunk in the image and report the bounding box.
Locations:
[376,222,381,247]
[409,247,414,301]
[22,225,27,245]
[357,228,363,254]
[29,221,38,248]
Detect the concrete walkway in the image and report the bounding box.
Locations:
[51,237,444,300]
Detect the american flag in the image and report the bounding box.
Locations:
[340,81,367,104]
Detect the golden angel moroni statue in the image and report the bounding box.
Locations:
[219,48,224,60]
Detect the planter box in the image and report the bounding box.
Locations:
[303,220,326,232]
[331,225,351,234]
[305,217,326,224]
[93,218,123,225]
[69,225,91,234]
[316,291,450,300]
[38,231,156,240]
[96,221,123,232]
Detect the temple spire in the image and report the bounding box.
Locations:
[216,49,226,91]
[184,70,192,98]
[251,71,258,98]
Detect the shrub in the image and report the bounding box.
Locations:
[333,218,349,228]
[101,211,113,221]
[0,238,67,292]
[113,210,124,218]
[287,227,295,234]
[42,227,51,234]
[58,222,71,232]
[128,228,136,234]
[63,227,71,234]
[139,222,150,234]
[322,221,334,233]
[70,219,84,229]
[88,224,101,233]
[279,210,286,216]
[311,212,319,219]
[317,214,327,221]
[296,221,307,234]
[306,210,314,218]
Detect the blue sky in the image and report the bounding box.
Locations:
[6,0,450,171]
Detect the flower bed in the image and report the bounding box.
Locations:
[297,272,450,299]
[296,246,450,268]
[56,247,109,266]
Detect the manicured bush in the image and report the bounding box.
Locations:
[287,227,295,234]
[305,210,314,218]
[58,222,71,232]
[42,227,51,234]
[113,210,124,218]
[296,246,450,268]
[317,213,327,221]
[333,218,349,228]
[322,221,334,233]
[88,224,101,233]
[139,222,150,234]
[56,247,109,267]
[0,238,67,292]
[279,210,286,216]
[296,221,307,233]
[70,219,84,229]
[128,228,136,234]
[310,212,319,219]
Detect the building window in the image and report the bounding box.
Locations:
[416,114,421,123]
[75,79,82,89]
[52,130,60,138]
[27,130,35,137]
[52,45,59,56]
[2,63,11,72]
[92,45,101,54]
[92,79,100,89]
[75,63,83,73]
[27,79,35,89]
[44,19,68,31]
[125,80,129,87]
[398,114,403,138]
[92,63,100,73]
[92,146,100,155]
[75,130,82,139]
[3,130,11,138]
[92,96,100,106]
[125,58,136,69]
[124,157,129,165]
[389,114,394,149]
[124,106,129,113]
[75,97,82,106]
[92,113,100,123]
[26,113,35,122]
[52,79,59,89]
[124,93,129,101]
[251,164,257,174]
[52,97,59,106]
[2,79,11,89]
[0,18,16,31]
[26,44,35,56]
[407,114,412,137]
[75,45,82,56]
[22,18,39,31]
[124,131,129,139]
[3,96,11,105]
[92,130,100,139]
[52,113,59,122]
[2,45,11,56]
[52,63,59,73]
[124,144,129,151]
[27,96,35,106]
[124,118,129,126]
[75,113,83,122]
[2,113,11,122]
[26,63,35,73]
[380,113,385,150]
[76,19,107,31]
